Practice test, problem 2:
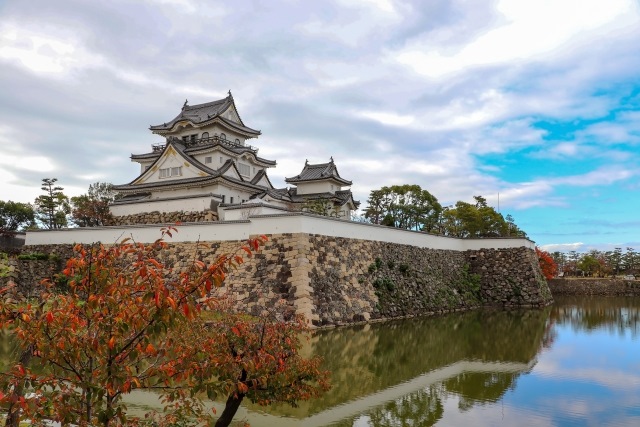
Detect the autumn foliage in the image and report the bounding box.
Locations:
[0,227,329,426]
[536,247,558,280]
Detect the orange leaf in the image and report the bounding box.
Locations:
[108,336,116,350]
[182,304,190,317]
[231,327,240,337]
[146,343,155,354]
[46,312,54,324]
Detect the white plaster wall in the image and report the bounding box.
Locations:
[295,181,342,195]
[137,160,155,175]
[26,213,535,251]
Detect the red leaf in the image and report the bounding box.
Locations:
[46,312,54,324]
[231,327,240,337]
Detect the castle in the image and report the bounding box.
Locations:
[110,92,359,224]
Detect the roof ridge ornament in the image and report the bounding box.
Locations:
[182,99,188,110]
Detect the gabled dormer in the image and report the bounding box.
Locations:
[285,157,352,195]
[130,140,212,186]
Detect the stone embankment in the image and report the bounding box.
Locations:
[549,278,640,296]
[107,210,218,226]
[3,233,552,326]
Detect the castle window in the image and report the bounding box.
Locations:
[235,138,240,144]
[230,197,234,204]
[220,156,223,163]
[159,166,182,178]
[190,134,197,142]
[182,136,189,142]
[220,133,226,140]
[205,156,212,164]
[238,162,250,177]
[202,132,209,139]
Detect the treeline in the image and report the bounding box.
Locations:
[0,178,117,235]
[551,248,639,278]
[363,184,526,238]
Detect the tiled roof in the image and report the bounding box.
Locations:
[115,140,277,196]
[149,93,260,137]
[251,187,359,208]
[131,139,276,166]
[285,158,352,185]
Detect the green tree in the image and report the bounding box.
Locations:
[34,178,70,229]
[623,247,637,274]
[0,200,35,235]
[364,185,442,231]
[578,254,600,277]
[71,182,118,227]
[302,199,340,217]
[551,251,568,275]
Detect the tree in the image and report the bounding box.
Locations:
[602,249,622,277]
[302,199,339,217]
[536,247,557,280]
[363,185,442,231]
[34,178,70,229]
[0,228,329,426]
[578,254,600,277]
[0,200,35,235]
[623,247,637,274]
[71,182,118,227]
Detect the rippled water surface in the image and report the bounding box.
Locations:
[2,296,639,426]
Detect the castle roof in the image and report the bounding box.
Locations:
[149,92,261,138]
[130,136,276,167]
[251,187,360,209]
[285,158,352,186]
[114,140,274,194]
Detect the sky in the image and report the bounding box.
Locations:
[1,0,639,253]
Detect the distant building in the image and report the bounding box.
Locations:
[110,93,358,224]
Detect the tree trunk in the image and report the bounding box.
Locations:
[214,392,245,427]
[5,346,33,427]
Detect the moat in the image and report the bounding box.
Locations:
[2,296,639,426]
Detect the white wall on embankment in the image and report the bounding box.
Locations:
[25,213,535,251]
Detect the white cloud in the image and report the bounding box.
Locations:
[0,23,103,76]
[359,111,415,126]
[395,0,640,78]
[539,242,585,252]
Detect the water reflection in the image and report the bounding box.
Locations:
[3,298,639,426]
[246,297,640,426]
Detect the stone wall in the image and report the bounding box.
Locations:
[0,256,62,300]
[549,278,640,296]
[4,233,552,326]
[107,210,218,226]
[468,247,552,307]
